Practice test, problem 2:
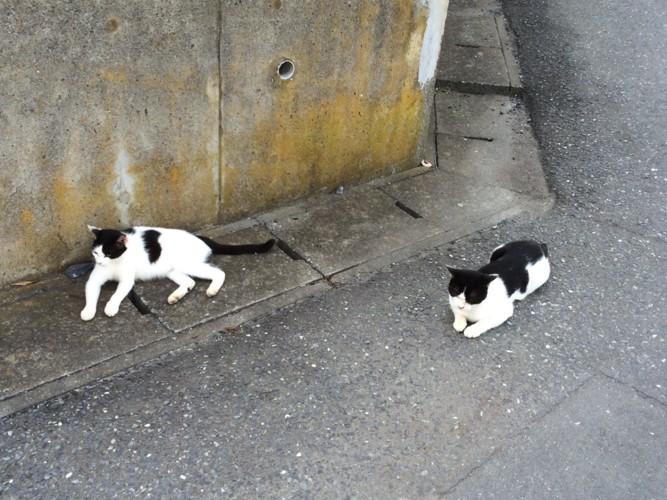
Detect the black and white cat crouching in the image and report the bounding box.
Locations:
[80,225,275,321]
[446,240,550,338]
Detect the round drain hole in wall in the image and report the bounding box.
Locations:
[277,59,295,80]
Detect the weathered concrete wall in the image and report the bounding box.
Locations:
[0,0,448,285]
[0,1,220,284]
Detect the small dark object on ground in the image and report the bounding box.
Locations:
[65,262,94,279]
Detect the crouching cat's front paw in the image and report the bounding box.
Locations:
[463,324,485,339]
[81,307,96,321]
[453,316,467,332]
[104,302,120,317]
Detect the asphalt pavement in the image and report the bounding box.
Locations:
[1,0,666,497]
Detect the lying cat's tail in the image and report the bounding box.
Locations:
[198,236,275,255]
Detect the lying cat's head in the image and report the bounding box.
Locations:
[446,267,497,310]
[88,225,129,266]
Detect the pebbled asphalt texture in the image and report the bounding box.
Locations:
[503,0,667,237]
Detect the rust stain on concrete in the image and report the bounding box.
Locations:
[127,152,218,228]
[99,68,127,83]
[219,3,428,220]
[1,1,437,285]
[20,210,34,227]
[221,87,424,220]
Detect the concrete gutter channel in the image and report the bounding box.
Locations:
[0,0,553,418]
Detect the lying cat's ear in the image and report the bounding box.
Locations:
[87,225,101,237]
[116,234,129,247]
[446,266,462,275]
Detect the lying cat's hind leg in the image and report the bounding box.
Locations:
[205,268,225,297]
[167,270,196,304]
[184,263,225,298]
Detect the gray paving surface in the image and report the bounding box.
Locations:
[437,0,521,94]
[1,0,666,497]
[0,277,166,402]
[449,376,667,499]
[258,187,443,277]
[434,93,549,196]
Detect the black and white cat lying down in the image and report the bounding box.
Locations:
[80,225,275,321]
[447,240,550,338]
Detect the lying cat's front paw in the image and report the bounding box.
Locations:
[104,302,120,317]
[81,308,96,321]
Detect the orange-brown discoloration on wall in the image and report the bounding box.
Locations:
[20,211,35,227]
[221,87,424,219]
[1,1,219,284]
[219,2,428,220]
[99,68,127,83]
[0,0,439,285]
[126,153,218,224]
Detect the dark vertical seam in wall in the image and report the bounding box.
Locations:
[432,93,440,169]
[217,0,223,221]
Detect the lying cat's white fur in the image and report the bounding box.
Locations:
[81,225,274,321]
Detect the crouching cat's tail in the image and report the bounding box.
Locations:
[198,236,275,255]
[540,243,549,258]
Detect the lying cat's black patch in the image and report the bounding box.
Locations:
[142,230,162,263]
[93,229,127,259]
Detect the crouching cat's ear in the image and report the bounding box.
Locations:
[87,225,101,237]
[446,266,462,275]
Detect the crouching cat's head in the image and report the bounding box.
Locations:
[446,267,497,311]
[87,225,129,266]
